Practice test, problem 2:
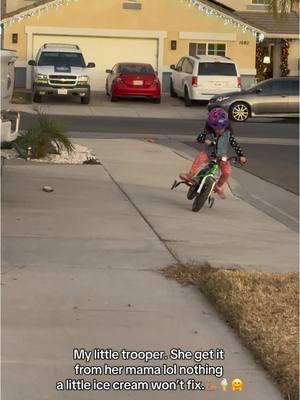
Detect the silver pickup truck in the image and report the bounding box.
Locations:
[28,43,95,104]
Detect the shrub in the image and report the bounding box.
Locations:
[16,112,74,159]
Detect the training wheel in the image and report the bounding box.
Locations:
[208,196,215,208]
[171,180,177,190]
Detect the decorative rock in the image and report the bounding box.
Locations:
[42,186,54,193]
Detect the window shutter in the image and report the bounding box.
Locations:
[189,43,197,56]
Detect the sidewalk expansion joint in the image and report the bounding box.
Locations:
[101,164,181,264]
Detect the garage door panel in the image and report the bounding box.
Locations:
[33,35,158,90]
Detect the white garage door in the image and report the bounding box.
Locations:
[32,35,158,91]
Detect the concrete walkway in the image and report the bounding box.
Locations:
[2,139,297,400]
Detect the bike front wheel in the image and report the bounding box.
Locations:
[187,183,199,200]
[192,177,215,212]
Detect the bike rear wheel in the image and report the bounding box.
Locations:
[192,177,215,212]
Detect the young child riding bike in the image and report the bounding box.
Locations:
[179,107,247,199]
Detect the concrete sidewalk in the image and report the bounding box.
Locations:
[2,139,297,400]
[10,92,208,119]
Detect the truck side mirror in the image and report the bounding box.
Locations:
[105,69,112,74]
[28,60,36,66]
[170,64,176,70]
[87,62,95,68]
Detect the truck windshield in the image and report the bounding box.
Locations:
[38,52,86,67]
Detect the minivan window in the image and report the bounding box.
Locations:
[198,63,237,76]
[182,59,193,74]
[176,58,185,70]
[38,52,86,67]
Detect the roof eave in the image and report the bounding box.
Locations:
[190,0,265,34]
[264,33,300,39]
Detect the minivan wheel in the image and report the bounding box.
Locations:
[230,102,250,122]
[170,79,177,97]
[184,87,193,107]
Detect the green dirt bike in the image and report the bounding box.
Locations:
[171,155,239,212]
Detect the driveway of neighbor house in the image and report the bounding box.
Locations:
[2,138,297,400]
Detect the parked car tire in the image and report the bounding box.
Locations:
[81,94,90,104]
[230,102,250,122]
[153,98,161,104]
[170,79,177,98]
[184,87,193,107]
[110,93,118,102]
[33,91,42,103]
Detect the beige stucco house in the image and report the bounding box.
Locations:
[1,0,297,91]
[222,0,299,79]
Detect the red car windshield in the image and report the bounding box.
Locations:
[119,65,154,75]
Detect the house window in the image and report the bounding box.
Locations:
[252,0,269,4]
[189,43,226,57]
[208,43,226,56]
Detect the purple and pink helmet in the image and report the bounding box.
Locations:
[208,107,229,130]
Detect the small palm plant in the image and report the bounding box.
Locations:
[16,112,74,159]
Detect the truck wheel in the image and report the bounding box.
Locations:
[81,95,90,104]
[33,92,42,103]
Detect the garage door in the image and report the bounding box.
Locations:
[32,35,158,91]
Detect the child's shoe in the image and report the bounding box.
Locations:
[214,185,226,199]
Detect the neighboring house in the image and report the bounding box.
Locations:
[1,0,265,91]
[221,0,299,78]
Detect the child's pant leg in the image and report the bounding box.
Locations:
[217,160,232,187]
[188,151,209,178]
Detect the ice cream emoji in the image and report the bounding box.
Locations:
[220,378,228,391]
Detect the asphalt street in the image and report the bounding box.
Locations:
[19,113,299,194]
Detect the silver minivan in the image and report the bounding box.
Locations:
[170,55,241,106]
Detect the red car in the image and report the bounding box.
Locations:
[105,63,161,103]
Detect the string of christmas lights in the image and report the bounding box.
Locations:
[1,0,265,41]
[280,39,290,76]
[1,0,78,27]
[181,0,264,40]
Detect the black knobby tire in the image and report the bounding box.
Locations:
[184,87,192,107]
[170,79,177,97]
[192,177,214,212]
[187,184,198,200]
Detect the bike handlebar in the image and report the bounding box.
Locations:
[210,156,244,165]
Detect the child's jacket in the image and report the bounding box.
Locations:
[197,127,244,158]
